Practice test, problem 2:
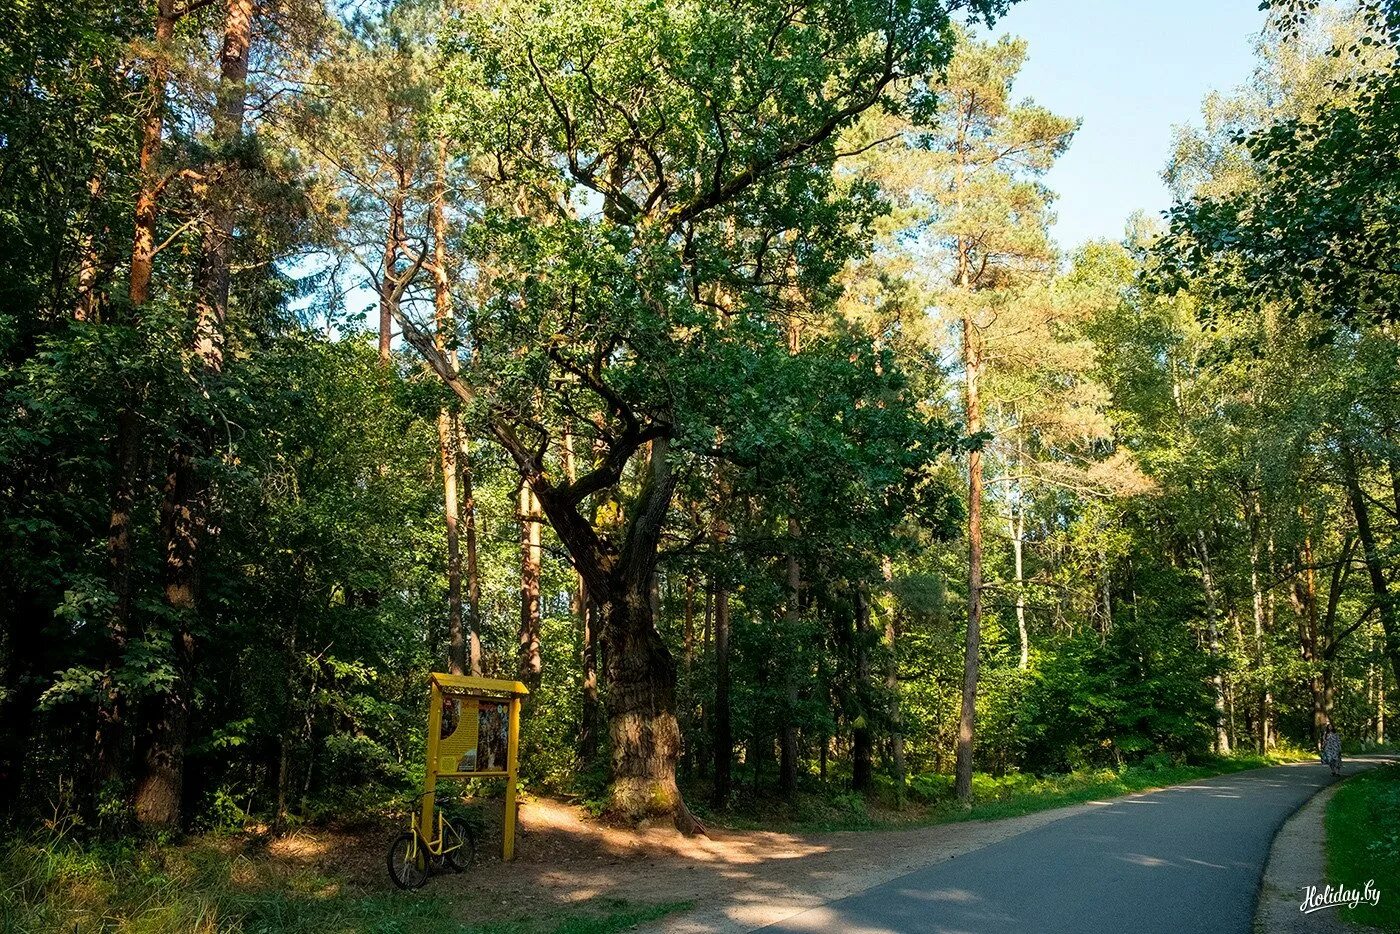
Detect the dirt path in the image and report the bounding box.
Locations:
[1254,782,1347,934]
[293,762,1384,931]
[380,796,1115,931]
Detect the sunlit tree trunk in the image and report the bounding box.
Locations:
[955,304,984,803]
[135,0,252,829]
[461,438,483,676]
[1012,443,1028,669]
[129,0,177,306]
[431,141,466,675]
[100,0,182,782]
[378,190,401,366]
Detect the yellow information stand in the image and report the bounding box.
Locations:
[421,673,529,861]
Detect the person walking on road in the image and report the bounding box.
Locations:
[1321,723,1342,776]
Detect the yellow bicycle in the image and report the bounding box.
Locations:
[386,792,476,889]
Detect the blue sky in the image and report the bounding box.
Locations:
[989,0,1269,250]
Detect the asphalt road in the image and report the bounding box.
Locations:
[761,762,1344,934]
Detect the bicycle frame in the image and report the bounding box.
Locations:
[405,798,464,860]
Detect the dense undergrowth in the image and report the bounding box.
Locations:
[0,825,686,934]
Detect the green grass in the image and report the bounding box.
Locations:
[696,749,1316,833]
[467,899,691,934]
[1326,762,1400,931]
[0,835,686,934]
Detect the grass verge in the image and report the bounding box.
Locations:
[696,749,1317,833]
[1326,761,1400,931]
[0,834,687,934]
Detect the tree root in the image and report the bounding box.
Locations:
[673,797,708,837]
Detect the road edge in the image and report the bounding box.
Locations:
[1253,756,1396,934]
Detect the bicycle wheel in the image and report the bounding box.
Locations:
[387,832,429,889]
[444,818,476,872]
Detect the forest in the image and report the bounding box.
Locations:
[2,0,1399,854]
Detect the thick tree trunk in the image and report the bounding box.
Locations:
[955,312,983,803]
[600,593,692,827]
[1342,444,1400,691]
[191,0,252,368]
[518,484,542,691]
[509,433,694,829]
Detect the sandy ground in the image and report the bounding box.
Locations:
[1255,782,1347,934]
[327,796,1111,931]
[254,761,1394,932]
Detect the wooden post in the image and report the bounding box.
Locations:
[504,695,521,860]
[420,681,443,841]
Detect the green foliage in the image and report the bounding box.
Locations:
[1,0,1396,882]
